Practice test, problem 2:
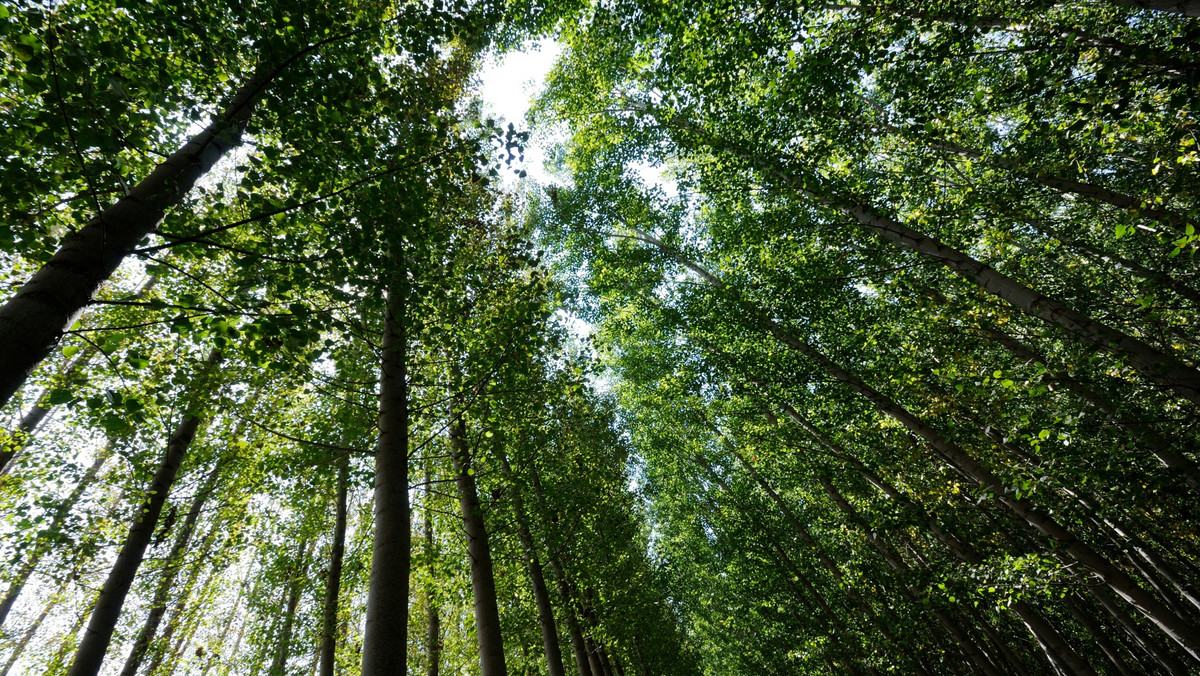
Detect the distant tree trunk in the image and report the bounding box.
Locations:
[270,538,313,676]
[67,350,218,676]
[0,575,71,676]
[1105,0,1200,17]
[118,459,223,676]
[361,281,412,676]
[500,454,565,676]
[320,457,349,676]
[425,459,441,676]
[448,371,507,676]
[142,515,224,676]
[0,444,110,627]
[198,566,253,676]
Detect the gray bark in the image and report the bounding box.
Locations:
[66,351,218,676]
[449,377,507,676]
[269,539,312,676]
[118,459,222,676]
[319,458,349,676]
[0,445,109,627]
[361,284,411,676]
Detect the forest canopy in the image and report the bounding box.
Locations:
[1,0,1199,674]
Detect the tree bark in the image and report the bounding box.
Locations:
[0,445,109,627]
[1106,0,1200,16]
[361,283,412,676]
[118,458,222,676]
[270,538,313,676]
[66,351,218,676]
[425,458,441,676]
[0,27,370,409]
[319,457,349,676]
[449,372,507,676]
[0,575,70,676]
[500,454,566,676]
[629,226,1200,654]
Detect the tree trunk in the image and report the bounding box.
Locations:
[0,276,158,475]
[500,454,565,676]
[361,283,412,676]
[449,372,507,676]
[0,28,367,409]
[0,575,70,676]
[319,457,349,676]
[425,458,441,676]
[0,445,109,627]
[118,459,223,676]
[66,351,218,676]
[270,538,313,676]
[1106,0,1200,16]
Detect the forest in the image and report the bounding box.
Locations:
[1,0,1199,674]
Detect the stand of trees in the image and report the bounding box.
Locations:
[1,0,1197,674]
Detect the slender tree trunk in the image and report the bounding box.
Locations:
[67,351,218,676]
[0,445,109,627]
[0,575,71,676]
[547,554,592,676]
[270,538,312,676]
[449,371,507,676]
[1088,584,1192,676]
[424,458,441,676]
[319,458,349,676]
[1106,0,1200,16]
[197,566,252,676]
[500,454,565,676]
[361,282,411,676]
[1061,594,1140,676]
[118,459,223,676]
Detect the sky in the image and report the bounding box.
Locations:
[475,41,564,185]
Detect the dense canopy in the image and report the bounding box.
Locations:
[1,0,1199,674]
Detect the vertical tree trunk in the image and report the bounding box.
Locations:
[425,459,441,676]
[118,459,223,676]
[270,538,313,676]
[197,566,253,676]
[319,457,349,676]
[0,444,109,627]
[66,351,218,676]
[361,283,412,676]
[500,454,565,676]
[449,372,507,676]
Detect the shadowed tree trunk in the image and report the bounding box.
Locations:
[500,454,565,676]
[449,368,507,676]
[361,280,412,676]
[425,459,441,676]
[270,538,313,676]
[319,457,349,676]
[66,350,219,676]
[118,458,223,676]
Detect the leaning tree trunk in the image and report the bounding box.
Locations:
[500,454,566,676]
[269,538,313,676]
[361,281,412,676]
[448,372,507,676]
[625,227,1200,657]
[0,28,367,409]
[0,444,110,627]
[66,351,218,676]
[0,276,157,475]
[118,458,223,676]
[319,457,349,676]
[0,575,72,676]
